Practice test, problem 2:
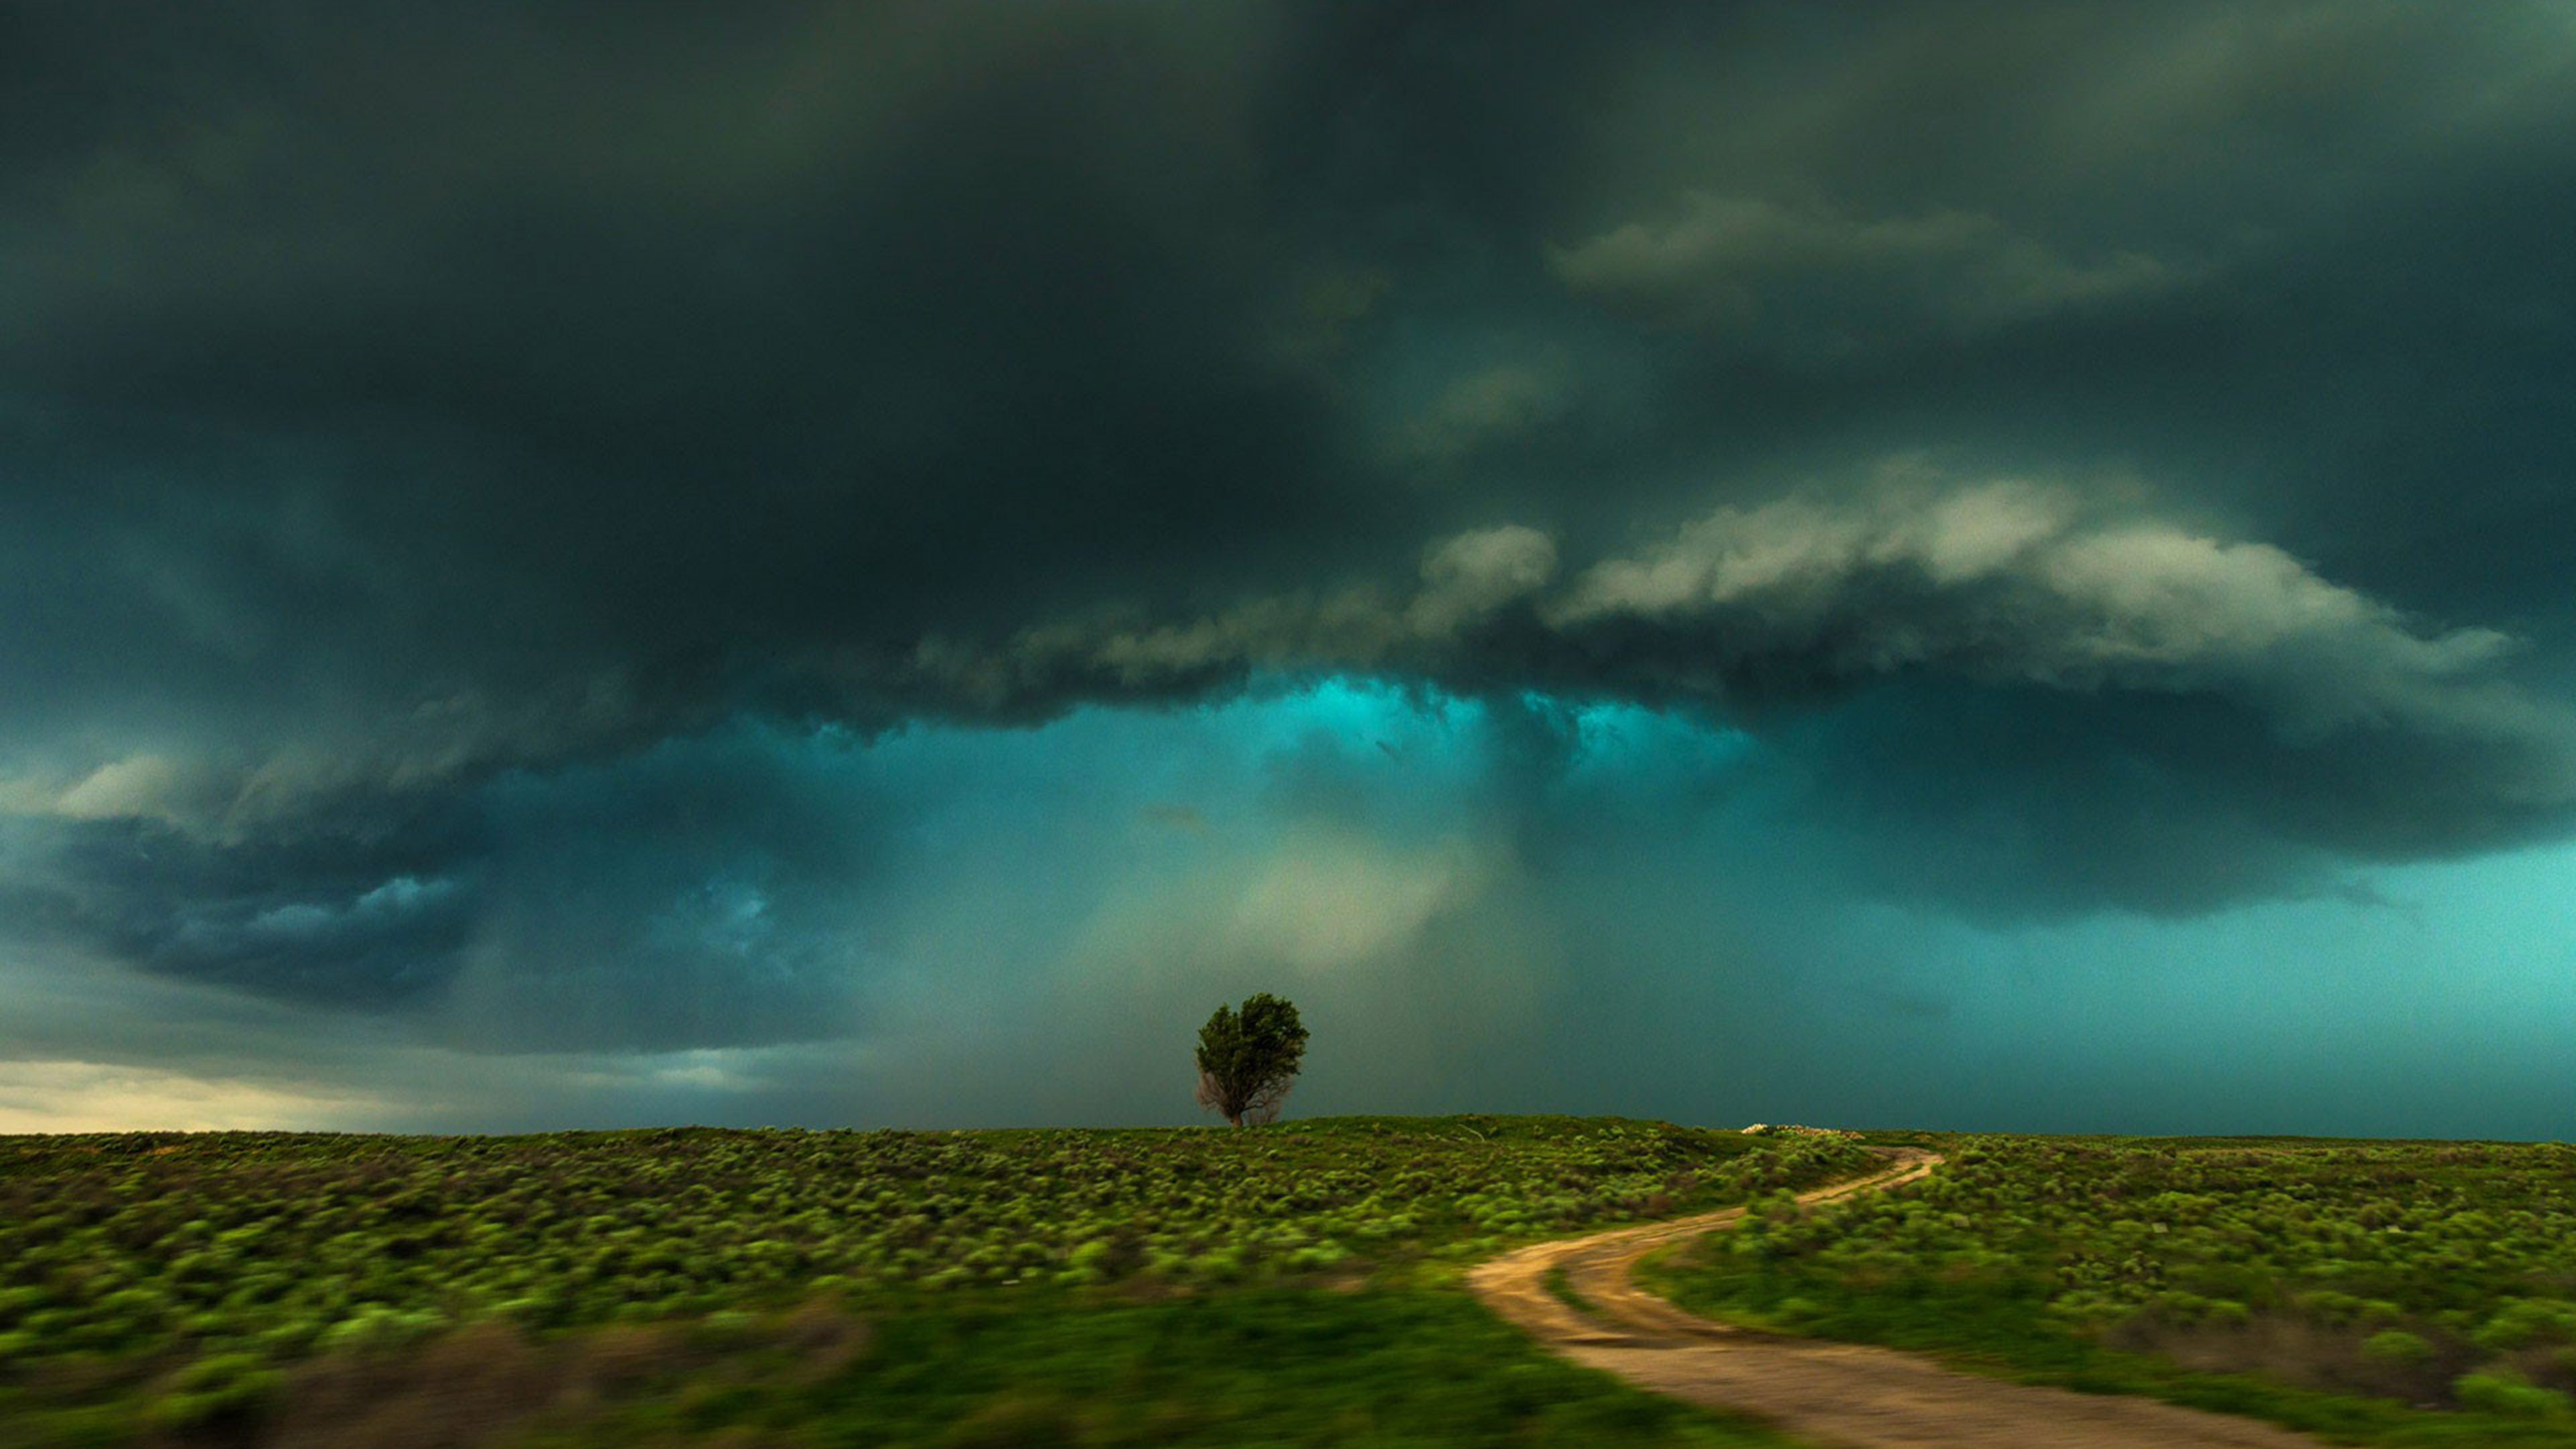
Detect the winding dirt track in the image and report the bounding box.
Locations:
[1466,1148,2328,1448]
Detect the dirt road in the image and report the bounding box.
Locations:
[1466,1148,2328,1448]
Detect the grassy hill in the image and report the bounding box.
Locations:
[0,1114,1868,1448]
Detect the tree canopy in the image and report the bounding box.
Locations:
[1193,994,1308,1127]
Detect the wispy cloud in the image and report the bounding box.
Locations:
[1551,193,2183,356]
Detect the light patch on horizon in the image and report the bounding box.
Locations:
[0,1060,392,1134]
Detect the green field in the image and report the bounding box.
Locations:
[0,1115,1867,1448]
[1644,1133,2576,1446]
[19,1119,2576,1448]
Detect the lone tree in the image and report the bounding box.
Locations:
[1193,993,1308,1126]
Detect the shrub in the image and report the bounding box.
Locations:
[145,1352,282,1432]
[2360,1329,2433,1365]
[2453,1369,2573,1419]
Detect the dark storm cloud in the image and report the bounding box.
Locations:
[0,0,1397,810]
[4,0,2576,1044]
[0,794,492,999]
[1,724,898,1050]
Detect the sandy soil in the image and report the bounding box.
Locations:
[1466,1148,2330,1448]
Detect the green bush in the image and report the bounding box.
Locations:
[144,1352,282,1432]
[2476,1300,2576,1352]
[2454,1370,2574,1419]
[2361,1330,2433,1364]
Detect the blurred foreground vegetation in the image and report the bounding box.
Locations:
[1,1114,1864,1447]
[1647,1133,2576,1447]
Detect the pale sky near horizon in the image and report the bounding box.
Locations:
[3,2,2571,1138]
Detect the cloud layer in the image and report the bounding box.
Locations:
[1550,195,2181,354]
[914,470,2575,871]
[3,1,2574,1130]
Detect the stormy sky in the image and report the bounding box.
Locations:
[4,1,2573,1138]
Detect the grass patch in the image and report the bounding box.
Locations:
[517,1289,1807,1448]
[1542,1265,1601,1319]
